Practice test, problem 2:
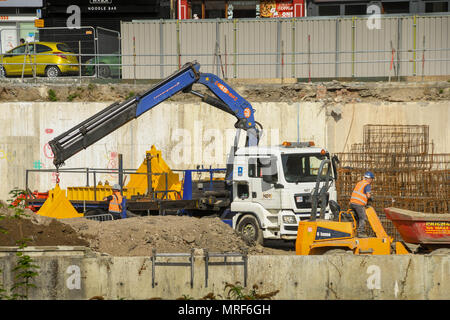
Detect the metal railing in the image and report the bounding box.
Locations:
[85,213,114,222]
[0,15,449,82]
[25,166,182,202]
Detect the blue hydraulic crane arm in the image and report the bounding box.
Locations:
[49,61,260,168]
[197,73,256,130]
[135,64,258,134]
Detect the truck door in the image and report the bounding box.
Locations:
[248,156,281,210]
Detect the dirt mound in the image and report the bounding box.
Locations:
[0,202,88,247]
[60,215,289,256]
[0,200,294,255]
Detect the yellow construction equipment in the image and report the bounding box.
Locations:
[295,204,409,255]
[36,145,183,219]
[125,145,182,200]
[66,145,182,201]
[37,184,84,219]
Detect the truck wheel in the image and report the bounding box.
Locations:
[237,215,264,246]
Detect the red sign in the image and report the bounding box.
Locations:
[260,0,294,18]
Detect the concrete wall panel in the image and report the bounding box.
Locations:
[0,249,448,300]
[0,101,448,200]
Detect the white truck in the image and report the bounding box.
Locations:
[229,142,338,244]
[47,61,338,245]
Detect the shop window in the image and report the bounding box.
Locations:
[345,4,367,15]
[0,8,16,14]
[232,9,256,18]
[318,5,340,16]
[206,9,225,18]
[191,3,202,18]
[205,0,226,18]
[381,1,410,13]
[18,8,37,14]
[425,1,448,12]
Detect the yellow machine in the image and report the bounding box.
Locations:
[295,203,409,255]
[65,145,182,201]
[36,145,183,219]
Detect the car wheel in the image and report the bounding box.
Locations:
[45,65,61,78]
[0,66,6,77]
[236,214,264,246]
[98,64,111,78]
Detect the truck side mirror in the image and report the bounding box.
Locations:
[262,173,277,184]
[331,155,339,180]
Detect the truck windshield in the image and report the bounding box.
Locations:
[281,153,331,183]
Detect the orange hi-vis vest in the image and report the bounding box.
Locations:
[109,192,123,213]
[350,179,370,206]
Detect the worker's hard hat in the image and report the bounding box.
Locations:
[112,184,121,190]
[364,171,374,179]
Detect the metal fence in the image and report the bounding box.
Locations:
[0,26,120,80]
[0,15,448,81]
[85,213,114,222]
[121,14,450,80]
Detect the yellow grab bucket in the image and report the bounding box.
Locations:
[37,184,83,219]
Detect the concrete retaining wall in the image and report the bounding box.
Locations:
[0,247,448,300]
[0,101,448,200]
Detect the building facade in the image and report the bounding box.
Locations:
[0,0,42,53]
[41,0,166,31]
[307,0,449,16]
[177,0,305,19]
[176,0,448,19]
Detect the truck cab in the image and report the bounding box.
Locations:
[230,141,337,244]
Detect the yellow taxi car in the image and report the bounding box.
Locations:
[0,41,79,78]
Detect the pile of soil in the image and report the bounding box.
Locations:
[0,201,294,256]
[0,201,88,247]
[60,215,292,256]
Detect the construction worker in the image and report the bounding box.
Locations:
[103,184,123,220]
[350,171,374,238]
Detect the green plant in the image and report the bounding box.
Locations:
[126,91,135,99]
[9,238,40,300]
[7,188,28,219]
[48,89,58,102]
[173,282,279,301]
[0,202,6,235]
[88,83,95,91]
[0,270,7,300]
[224,282,279,300]
[0,189,39,300]
[67,92,79,101]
